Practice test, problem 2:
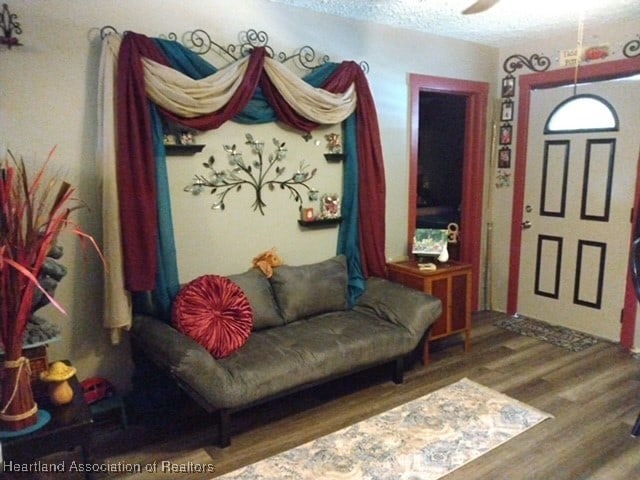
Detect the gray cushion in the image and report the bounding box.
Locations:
[269,255,349,323]
[210,311,415,408]
[227,269,284,330]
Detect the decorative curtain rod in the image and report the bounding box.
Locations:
[100,26,370,73]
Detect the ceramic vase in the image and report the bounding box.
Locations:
[438,242,450,263]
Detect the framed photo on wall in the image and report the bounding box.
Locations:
[500,124,512,145]
[498,146,511,168]
[501,99,514,121]
[501,75,515,98]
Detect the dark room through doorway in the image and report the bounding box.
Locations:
[416,91,467,258]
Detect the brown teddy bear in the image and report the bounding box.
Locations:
[252,248,284,278]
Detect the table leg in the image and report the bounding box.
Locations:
[423,340,430,366]
[464,329,472,352]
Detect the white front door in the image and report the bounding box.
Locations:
[517,77,640,341]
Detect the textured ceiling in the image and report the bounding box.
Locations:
[268,0,640,47]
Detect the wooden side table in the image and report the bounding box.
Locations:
[1,361,94,478]
[387,260,472,365]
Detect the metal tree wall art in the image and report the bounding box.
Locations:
[184,133,317,215]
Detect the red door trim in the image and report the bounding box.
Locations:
[409,74,489,310]
[507,56,640,348]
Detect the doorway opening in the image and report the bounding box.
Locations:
[409,74,490,310]
[416,92,467,250]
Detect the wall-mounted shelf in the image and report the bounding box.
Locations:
[165,144,206,156]
[324,153,344,163]
[298,217,342,228]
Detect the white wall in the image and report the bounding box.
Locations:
[0,0,498,391]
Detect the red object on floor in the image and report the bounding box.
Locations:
[81,377,115,405]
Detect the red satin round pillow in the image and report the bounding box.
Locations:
[173,275,254,358]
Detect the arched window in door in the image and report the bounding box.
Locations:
[544,93,619,134]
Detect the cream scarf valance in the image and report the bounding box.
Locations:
[142,56,357,123]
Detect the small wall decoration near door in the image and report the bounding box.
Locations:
[498,146,511,168]
[623,35,640,58]
[502,53,551,74]
[501,99,514,122]
[495,170,511,188]
[501,75,515,98]
[497,52,552,183]
[500,124,512,145]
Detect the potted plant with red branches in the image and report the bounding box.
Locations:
[0,147,101,432]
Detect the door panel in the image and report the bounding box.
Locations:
[517,79,640,341]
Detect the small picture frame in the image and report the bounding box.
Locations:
[301,207,315,222]
[501,99,514,122]
[500,124,512,145]
[498,146,511,168]
[320,194,341,219]
[412,228,449,256]
[501,75,515,98]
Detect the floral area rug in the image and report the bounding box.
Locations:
[217,378,552,480]
[494,316,599,352]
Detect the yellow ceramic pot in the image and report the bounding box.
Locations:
[48,379,74,406]
[40,361,77,406]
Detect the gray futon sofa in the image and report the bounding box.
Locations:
[131,255,441,446]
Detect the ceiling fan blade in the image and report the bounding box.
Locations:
[462,0,501,15]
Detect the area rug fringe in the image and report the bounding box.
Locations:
[217,378,552,480]
[494,315,599,352]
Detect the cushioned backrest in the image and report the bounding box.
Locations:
[269,255,349,323]
[227,268,284,330]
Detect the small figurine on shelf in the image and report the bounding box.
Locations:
[321,194,341,219]
[324,133,344,162]
[325,133,342,154]
[179,131,194,145]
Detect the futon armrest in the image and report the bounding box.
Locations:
[354,277,442,338]
[131,315,232,407]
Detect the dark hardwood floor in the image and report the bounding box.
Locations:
[10,311,640,479]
